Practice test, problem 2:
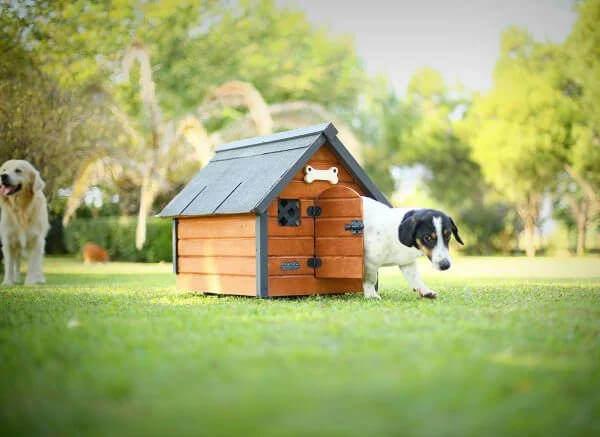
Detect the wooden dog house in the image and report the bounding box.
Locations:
[158,123,390,297]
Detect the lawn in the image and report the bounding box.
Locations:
[1,257,599,436]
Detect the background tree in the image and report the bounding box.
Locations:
[560,0,600,254]
[4,0,367,249]
[463,28,575,257]
[363,68,510,254]
[0,12,115,215]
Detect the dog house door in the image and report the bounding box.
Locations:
[314,186,364,279]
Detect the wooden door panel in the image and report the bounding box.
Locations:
[316,218,363,237]
[315,238,362,256]
[317,198,362,217]
[317,256,363,278]
[314,186,364,279]
[318,185,362,199]
[268,256,314,276]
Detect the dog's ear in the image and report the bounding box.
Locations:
[398,210,418,248]
[449,216,464,245]
[32,168,45,193]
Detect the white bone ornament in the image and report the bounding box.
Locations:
[304,165,339,184]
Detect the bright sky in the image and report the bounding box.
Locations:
[278,0,577,93]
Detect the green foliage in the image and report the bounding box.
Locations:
[20,0,364,121]
[564,0,600,192]
[1,258,599,435]
[2,0,366,234]
[461,28,579,256]
[363,68,511,253]
[0,26,113,213]
[463,29,574,201]
[63,217,172,262]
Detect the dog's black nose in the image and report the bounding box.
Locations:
[0,173,7,184]
[439,259,450,271]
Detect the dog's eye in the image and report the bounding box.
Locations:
[15,168,22,173]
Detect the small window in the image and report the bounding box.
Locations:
[278,199,300,226]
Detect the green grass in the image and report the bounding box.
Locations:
[1,257,599,436]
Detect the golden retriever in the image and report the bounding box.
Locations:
[0,160,49,285]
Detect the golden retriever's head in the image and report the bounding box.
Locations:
[0,160,45,198]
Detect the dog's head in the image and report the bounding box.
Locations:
[0,160,45,198]
[398,209,463,271]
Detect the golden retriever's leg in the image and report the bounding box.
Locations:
[12,246,21,283]
[2,241,15,285]
[25,238,45,285]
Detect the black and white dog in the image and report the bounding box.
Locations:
[362,197,463,299]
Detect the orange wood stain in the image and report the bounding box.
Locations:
[178,256,256,276]
[177,214,255,239]
[178,238,255,257]
[268,256,314,276]
[177,273,256,296]
[268,275,362,296]
[314,185,364,280]
[268,237,313,256]
[176,214,257,294]
[278,181,363,199]
[268,217,313,237]
[315,237,362,256]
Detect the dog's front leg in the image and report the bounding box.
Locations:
[399,262,437,299]
[11,247,21,283]
[363,264,381,300]
[2,240,15,285]
[25,238,45,285]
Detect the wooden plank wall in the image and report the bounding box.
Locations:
[267,144,365,296]
[314,186,364,279]
[176,214,257,296]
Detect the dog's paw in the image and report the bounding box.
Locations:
[364,292,382,300]
[418,289,437,299]
[25,276,45,286]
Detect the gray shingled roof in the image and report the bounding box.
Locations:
[158,122,390,217]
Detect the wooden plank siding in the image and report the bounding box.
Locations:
[178,238,255,257]
[177,214,255,239]
[278,180,363,199]
[176,214,257,295]
[314,185,364,280]
[268,276,363,296]
[177,274,256,296]
[266,144,365,296]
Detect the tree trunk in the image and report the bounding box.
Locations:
[575,201,589,256]
[517,194,541,258]
[523,216,536,258]
[136,176,158,250]
[567,193,590,256]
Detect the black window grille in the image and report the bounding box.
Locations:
[278,199,300,226]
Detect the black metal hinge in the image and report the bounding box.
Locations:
[344,220,364,235]
[307,205,322,217]
[307,257,322,268]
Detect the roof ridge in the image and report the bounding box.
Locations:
[215,122,337,153]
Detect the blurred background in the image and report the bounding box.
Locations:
[1,0,598,261]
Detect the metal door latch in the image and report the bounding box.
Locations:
[307,205,322,217]
[307,257,322,268]
[344,220,364,235]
